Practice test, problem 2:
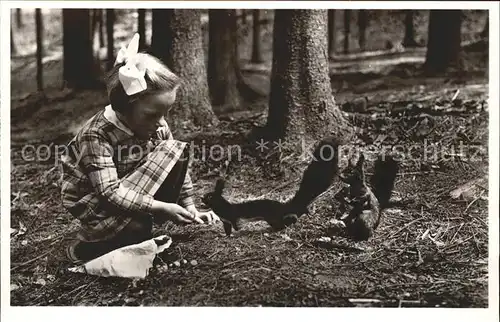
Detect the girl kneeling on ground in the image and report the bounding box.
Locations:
[61,34,219,264]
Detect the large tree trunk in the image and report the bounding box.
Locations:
[266,10,350,145]
[328,9,336,58]
[357,10,367,51]
[402,10,418,48]
[424,10,462,74]
[106,9,115,71]
[138,9,146,50]
[251,10,263,63]
[162,9,219,130]
[36,9,44,92]
[208,9,241,110]
[63,9,98,89]
[343,10,351,54]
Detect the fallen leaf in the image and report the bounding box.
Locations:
[450,176,488,202]
[15,222,27,237]
[317,236,332,243]
[34,278,46,286]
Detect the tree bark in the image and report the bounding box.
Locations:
[63,9,98,89]
[16,9,23,28]
[480,16,488,38]
[36,9,44,92]
[251,9,263,63]
[357,10,367,51]
[208,9,241,110]
[424,10,462,74]
[98,10,104,48]
[162,9,219,130]
[151,9,169,61]
[343,10,351,54]
[106,9,115,71]
[138,9,146,50]
[241,9,249,24]
[11,29,18,55]
[266,9,350,145]
[91,9,104,48]
[402,10,418,48]
[328,9,336,58]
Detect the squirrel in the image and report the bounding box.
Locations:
[202,136,342,236]
[336,153,399,241]
[201,179,300,236]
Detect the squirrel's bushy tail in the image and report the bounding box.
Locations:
[370,155,399,209]
[287,136,341,215]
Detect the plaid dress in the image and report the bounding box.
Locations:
[60,105,194,242]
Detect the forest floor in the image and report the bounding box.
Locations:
[9,9,490,307]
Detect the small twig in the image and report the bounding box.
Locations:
[177,245,183,260]
[233,266,271,277]
[207,249,221,259]
[449,223,465,244]
[385,217,424,239]
[71,278,99,305]
[11,249,52,271]
[398,171,435,177]
[442,235,475,251]
[223,256,260,268]
[56,278,97,302]
[464,191,485,213]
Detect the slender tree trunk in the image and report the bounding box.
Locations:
[11,29,18,55]
[480,16,488,38]
[91,9,98,48]
[63,9,97,89]
[266,9,350,145]
[357,10,367,51]
[251,9,263,63]
[151,9,169,61]
[16,9,23,28]
[208,9,241,110]
[241,9,249,24]
[106,9,115,71]
[98,10,104,48]
[90,9,104,49]
[36,9,44,92]
[328,9,336,58]
[343,10,351,54]
[162,9,218,130]
[402,10,418,48]
[424,10,462,74]
[138,9,146,50]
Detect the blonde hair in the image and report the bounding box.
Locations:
[106,53,181,113]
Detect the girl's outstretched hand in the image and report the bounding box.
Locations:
[186,205,220,225]
[152,201,204,225]
[196,210,220,224]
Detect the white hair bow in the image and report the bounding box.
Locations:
[114,33,147,96]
